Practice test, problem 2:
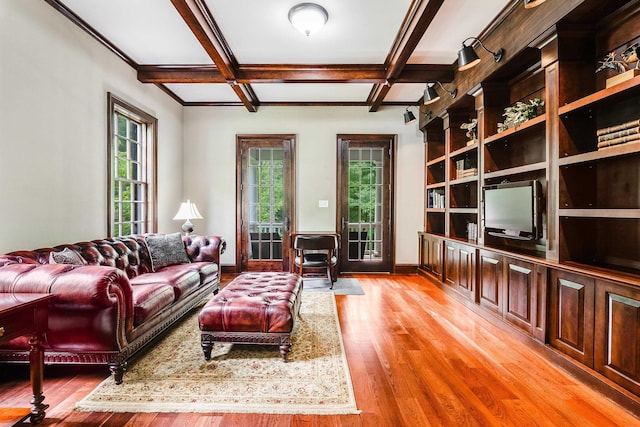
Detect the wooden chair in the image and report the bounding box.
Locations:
[293,234,338,288]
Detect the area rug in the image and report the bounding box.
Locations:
[75,292,359,415]
[303,277,365,295]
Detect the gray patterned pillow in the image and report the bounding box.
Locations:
[145,233,190,271]
[49,247,85,265]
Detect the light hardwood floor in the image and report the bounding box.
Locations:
[0,274,638,426]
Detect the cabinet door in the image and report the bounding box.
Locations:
[420,234,429,270]
[503,258,536,335]
[444,241,458,287]
[478,250,502,315]
[430,237,443,278]
[456,243,476,301]
[548,269,595,367]
[594,280,640,395]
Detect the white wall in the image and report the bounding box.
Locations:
[0,1,184,252]
[183,106,425,267]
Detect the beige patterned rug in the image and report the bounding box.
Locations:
[75,292,359,414]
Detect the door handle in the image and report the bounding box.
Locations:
[341,217,347,231]
[284,216,290,232]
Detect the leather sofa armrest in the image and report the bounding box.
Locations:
[0,263,134,323]
[184,235,226,266]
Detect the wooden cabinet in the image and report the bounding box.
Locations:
[594,279,640,395]
[548,269,595,367]
[419,232,442,280]
[443,240,476,301]
[504,258,546,340]
[478,249,502,316]
[477,249,544,339]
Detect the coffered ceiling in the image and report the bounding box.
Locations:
[47,0,514,111]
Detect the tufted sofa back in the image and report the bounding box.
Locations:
[0,234,225,280]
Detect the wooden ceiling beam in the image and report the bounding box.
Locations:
[138,64,453,84]
[171,0,257,111]
[369,0,446,111]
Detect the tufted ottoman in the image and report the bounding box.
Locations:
[198,272,303,362]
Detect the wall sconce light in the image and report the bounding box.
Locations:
[524,0,546,8]
[423,82,457,105]
[173,199,203,235]
[457,37,504,71]
[288,3,329,36]
[404,108,417,125]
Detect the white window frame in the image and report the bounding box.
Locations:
[107,93,157,237]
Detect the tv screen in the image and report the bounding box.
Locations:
[483,180,540,240]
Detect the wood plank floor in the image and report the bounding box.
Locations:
[1,274,639,426]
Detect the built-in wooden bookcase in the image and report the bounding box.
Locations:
[446,96,479,241]
[419,0,640,403]
[479,48,547,255]
[558,73,640,276]
[425,117,446,235]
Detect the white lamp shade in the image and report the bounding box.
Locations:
[173,200,203,220]
[288,3,328,36]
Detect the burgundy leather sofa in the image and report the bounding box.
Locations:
[0,233,225,384]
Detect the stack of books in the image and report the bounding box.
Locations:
[456,168,478,179]
[455,159,477,179]
[597,119,640,149]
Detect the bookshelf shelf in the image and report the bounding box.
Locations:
[483,114,546,145]
[558,75,640,116]
[450,142,478,158]
[558,209,640,218]
[426,156,445,167]
[484,161,546,180]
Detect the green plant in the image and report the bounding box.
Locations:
[497,98,544,133]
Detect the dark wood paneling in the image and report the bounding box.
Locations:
[504,258,535,334]
[444,241,458,287]
[548,269,595,367]
[457,244,476,301]
[595,279,640,395]
[478,250,502,315]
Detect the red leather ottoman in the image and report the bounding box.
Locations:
[198,272,302,362]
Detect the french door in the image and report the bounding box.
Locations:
[237,135,295,272]
[337,134,394,273]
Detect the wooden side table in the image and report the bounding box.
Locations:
[0,293,53,426]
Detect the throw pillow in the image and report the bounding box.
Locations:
[49,247,85,265]
[145,233,190,271]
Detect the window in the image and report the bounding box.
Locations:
[107,93,157,237]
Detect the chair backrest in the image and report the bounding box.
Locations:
[293,235,337,252]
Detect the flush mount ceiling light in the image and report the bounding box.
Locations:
[457,37,504,71]
[423,82,457,105]
[288,3,329,36]
[524,0,547,8]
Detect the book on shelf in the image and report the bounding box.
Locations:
[597,126,640,142]
[597,133,640,149]
[427,190,445,209]
[596,119,640,137]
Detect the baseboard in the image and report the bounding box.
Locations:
[394,264,418,274]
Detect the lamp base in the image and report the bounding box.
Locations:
[181,220,194,236]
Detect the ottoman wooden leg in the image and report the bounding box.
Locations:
[202,339,213,360]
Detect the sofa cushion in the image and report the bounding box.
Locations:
[131,267,201,300]
[187,261,219,286]
[145,233,190,271]
[131,283,176,327]
[49,248,85,265]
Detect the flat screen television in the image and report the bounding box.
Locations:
[482,180,542,240]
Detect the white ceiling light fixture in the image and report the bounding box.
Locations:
[288,3,329,37]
